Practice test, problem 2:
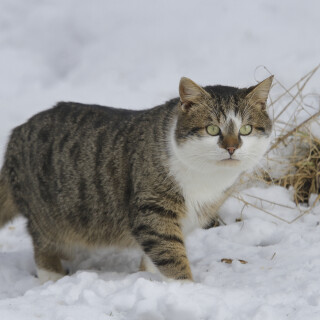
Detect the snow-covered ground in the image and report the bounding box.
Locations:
[0,0,320,319]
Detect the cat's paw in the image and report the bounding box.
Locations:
[204,218,220,229]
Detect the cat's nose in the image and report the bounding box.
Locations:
[226,147,236,155]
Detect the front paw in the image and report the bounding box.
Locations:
[204,218,220,229]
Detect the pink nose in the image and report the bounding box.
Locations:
[227,147,236,155]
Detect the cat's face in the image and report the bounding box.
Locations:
[172,76,273,172]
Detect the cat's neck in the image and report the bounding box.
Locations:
[169,149,242,211]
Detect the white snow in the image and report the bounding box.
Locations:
[1,0,320,319]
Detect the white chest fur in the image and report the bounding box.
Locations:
[170,157,240,235]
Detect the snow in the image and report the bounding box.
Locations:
[1,0,320,319]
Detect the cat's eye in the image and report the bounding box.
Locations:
[206,125,220,136]
[239,124,252,135]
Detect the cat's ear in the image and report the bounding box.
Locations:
[179,77,209,112]
[245,75,274,109]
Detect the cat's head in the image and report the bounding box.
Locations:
[172,76,273,172]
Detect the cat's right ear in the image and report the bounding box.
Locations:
[179,77,209,112]
[245,75,274,110]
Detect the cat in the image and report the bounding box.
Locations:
[0,76,273,283]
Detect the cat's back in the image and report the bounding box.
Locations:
[23,101,140,134]
[7,102,141,158]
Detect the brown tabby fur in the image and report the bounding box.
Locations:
[0,76,273,281]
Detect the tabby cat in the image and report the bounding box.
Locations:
[0,76,273,283]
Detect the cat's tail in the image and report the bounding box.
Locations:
[0,172,19,228]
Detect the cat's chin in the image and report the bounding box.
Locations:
[217,159,241,167]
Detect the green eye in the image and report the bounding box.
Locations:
[206,125,220,136]
[239,124,252,135]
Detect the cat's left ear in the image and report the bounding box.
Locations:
[245,75,274,109]
[179,77,210,112]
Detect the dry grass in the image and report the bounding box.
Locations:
[232,64,320,223]
[266,130,320,205]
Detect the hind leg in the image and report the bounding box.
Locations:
[28,222,67,283]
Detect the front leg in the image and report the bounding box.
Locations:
[132,204,193,281]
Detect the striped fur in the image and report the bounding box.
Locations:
[0,76,273,282]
